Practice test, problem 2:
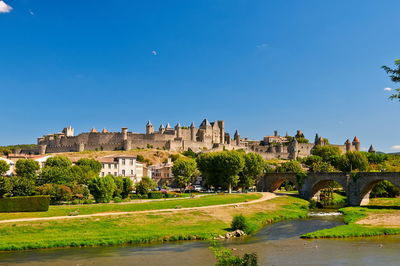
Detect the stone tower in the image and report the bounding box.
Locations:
[352,136,360,152]
[217,120,225,144]
[62,126,74,137]
[345,139,351,152]
[175,122,182,138]
[159,124,165,134]
[190,122,196,141]
[288,138,298,160]
[146,121,154,134]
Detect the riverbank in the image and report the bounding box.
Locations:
[302,197,400,239]
[0,195,308,251]
[0,193,260,222]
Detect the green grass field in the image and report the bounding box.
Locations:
[0,196,309,251]
[0,193,261,221]
[302,197,400,239]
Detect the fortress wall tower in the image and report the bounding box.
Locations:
[146,121,154,134]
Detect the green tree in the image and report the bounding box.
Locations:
[75,158,102,174]
[276,160,303,173]
[0,160,10,176]
[11,176,35,196]
[45,156,72,168]
[302,155,323,167]
[364,152,388,164]
[112,175,124,198]
[219,151,245,193]
[121,177,133,199]
[337,152,369,172]
[39,166,73,185]
[15,159,40,180]
[0,176,12,197]
[89,175,116,203]
[382,59,400,101]
[311,145,342,162]
[309,161,336,172]
[172,158,199,191]
[135,176,157,196]
[182,148,197,158]
[239,152,265,191]
[69,165,97,185]
[370,180,400,198]
[198,151,245,192]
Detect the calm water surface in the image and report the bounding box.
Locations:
[1,215,399,266]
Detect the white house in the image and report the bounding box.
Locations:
[98,155,144,183]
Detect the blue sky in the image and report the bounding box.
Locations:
[0,0,399,152]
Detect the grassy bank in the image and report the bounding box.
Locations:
[0,196,308,251]
[0,193,260,221]
[302,197,400,239]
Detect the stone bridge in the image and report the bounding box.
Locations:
[257,172,400,206]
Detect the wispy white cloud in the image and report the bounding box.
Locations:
[151,50,157,56]
[384,87,392,91]
[256,43,269,50]
[0,1,12,13]
[391,145,400,150]
[29,9,34,16]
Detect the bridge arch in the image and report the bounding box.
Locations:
[356,173,400,205]
[309,179,348,200]
[257,173,299,193]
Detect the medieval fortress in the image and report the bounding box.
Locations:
[26,119,363,160]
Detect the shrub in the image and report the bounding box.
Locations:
[0,196,50,212]
[135,176,157,196]
[148,191,164,199]
[71,184,90,200]
[231,214,252,234]
[36,184,74,204]
[89,176,116,203]
[113,197,123,203]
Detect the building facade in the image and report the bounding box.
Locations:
[98,156,144,183]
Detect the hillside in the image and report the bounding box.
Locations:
[54,149,181,166]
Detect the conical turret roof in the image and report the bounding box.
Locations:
[90,128,97,133]
[146,120,153,126]
[190,122,195,128]
[234,130,240,137]
[353,136,360,143]
[368,145,376,153]
[166,123,172,129]
[200,119,211,127]
[159,124,165,129]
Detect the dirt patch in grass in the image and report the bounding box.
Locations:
[356,212,400,228]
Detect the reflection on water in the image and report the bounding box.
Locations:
[1,215,400,266]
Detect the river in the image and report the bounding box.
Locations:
[1,213,400,265]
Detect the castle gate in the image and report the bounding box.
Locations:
[257,172,400,206]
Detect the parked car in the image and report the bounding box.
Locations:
[193,185,202,192]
